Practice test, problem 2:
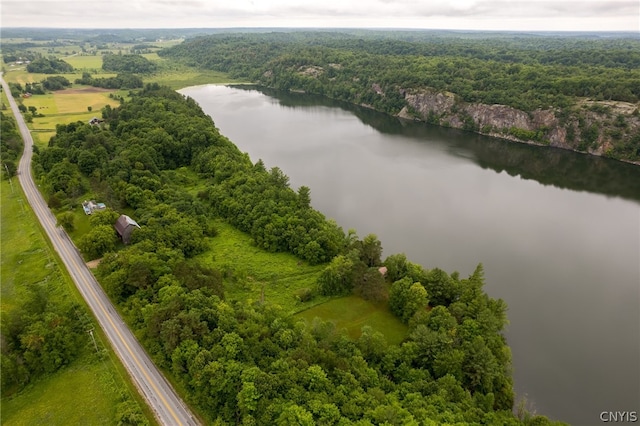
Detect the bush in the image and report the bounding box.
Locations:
[294,287,315,302]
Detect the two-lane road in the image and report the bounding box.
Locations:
[1,74,199,426]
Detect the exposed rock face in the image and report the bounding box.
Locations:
[467,104,531,130]
[400,89,456,118]
[398,88,640,162]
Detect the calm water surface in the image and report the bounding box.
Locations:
[180,85,640,425]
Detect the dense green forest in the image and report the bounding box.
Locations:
[29,84,564,424]
[101,53,157,74]
[161,32,640,110]
[26,57,74,74]
[75,72,144,89]
[160,32,640,162]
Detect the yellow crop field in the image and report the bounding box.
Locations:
[23,86,117,115]
[20,87,120,147]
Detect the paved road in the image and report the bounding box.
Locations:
[1,75,199,426]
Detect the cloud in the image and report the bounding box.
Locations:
[1,0,638,30]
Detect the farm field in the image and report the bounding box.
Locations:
[61,54,104,71]
[20,86,120,147]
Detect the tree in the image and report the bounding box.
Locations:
[2,161,16,178]
[354,267,386,301]
[88,208,120,227]
[316,255,355,296]
[77,150,99,175]
[78,224,118,260]
[389,277,412,320]
[298,185,311,208]
[405,282,429,321]
[359,234,383,267]
[56,211,75,232]
[384,253,409,282]
[277,404,314,426]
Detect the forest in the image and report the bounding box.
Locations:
[25,57,74,74]
[102,53,157,74]
[22,84,564,425]
[160,31,640,162]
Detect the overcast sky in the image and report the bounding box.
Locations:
[2,0,638,32]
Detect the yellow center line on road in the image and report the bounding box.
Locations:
[55,238,185,426]
[3,74,191,426]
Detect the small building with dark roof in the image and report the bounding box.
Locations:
[114,215,140,244]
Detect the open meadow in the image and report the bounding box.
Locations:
[61,54,104,71]
[197,220,408,344]
[199,220,329,314]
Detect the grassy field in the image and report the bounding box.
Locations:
[0,180,153,425]
[3,67,117,87]
[197,220,329,314]
[19,86,120,147]
[0,181,51,312]
[61,54,104,71]
[296,295,408,346]
[1,356,124,426]
[197,220,407,345]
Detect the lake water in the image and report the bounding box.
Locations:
[180,84,640,425]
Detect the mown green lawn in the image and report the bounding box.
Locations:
[297,295,408,346]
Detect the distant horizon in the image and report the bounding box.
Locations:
[1,26,638,35]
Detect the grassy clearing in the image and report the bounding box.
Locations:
[148,68,242,89]
[296,295,408,346]
[197,220,329,314]
[1,355,122,426]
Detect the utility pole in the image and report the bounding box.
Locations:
[3,163,14,194]
[88,328,99,353]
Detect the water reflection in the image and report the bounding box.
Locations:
[235,85,640,203]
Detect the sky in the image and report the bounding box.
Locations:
[1,0,639,32]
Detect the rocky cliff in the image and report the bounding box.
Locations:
[397,88,640,163]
